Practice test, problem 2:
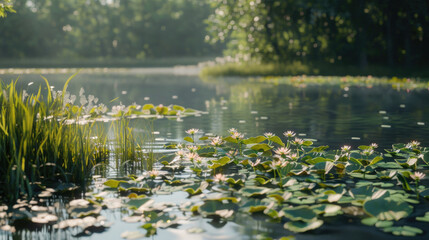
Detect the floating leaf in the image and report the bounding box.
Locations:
[103,179,126,188]
[363,198,413,221]
[361,217,378,226]
[281,206,317,222]
[239,187,271,197]
[416,212,429,222]
[382,226,423,237]
[198,200,238,218]
[284,220,323,233]
[311,204,342,216]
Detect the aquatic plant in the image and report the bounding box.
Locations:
[96,130,429,237]
[0,75,109,204]
[0,76,199,205]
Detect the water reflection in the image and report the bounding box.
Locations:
[2,71,428,149]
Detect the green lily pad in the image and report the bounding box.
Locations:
[241,199,269,213]
[284,220,323,233]
[363,198,413,221]
[281,206,317,222]
[242,136,266,145]
[239,187,271,197]
[103,179,127,188]
[382,226,423,237]
[198,200,238,218]
[416,212,429,222]
[311,204,342,216]
[361,217,378,226]
[375,221,393,228]
[185,181,208,196]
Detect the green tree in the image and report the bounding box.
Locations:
[0,0,15,17]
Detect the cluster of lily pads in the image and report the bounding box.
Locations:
[0,128,428,238]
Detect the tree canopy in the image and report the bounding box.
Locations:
[0,0,15,18]
[0,0,221,59]
[207,0,429,67]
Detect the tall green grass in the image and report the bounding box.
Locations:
[0,75,110,203]
[0,76,196,204]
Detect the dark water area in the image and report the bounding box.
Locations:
[1,70,429,240]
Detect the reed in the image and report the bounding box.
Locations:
[0,75,109,204]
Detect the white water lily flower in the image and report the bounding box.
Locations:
[264,132,275,138]
[283,131,296,138]
[341,145,351,152]
[210,136,223,146]
[250,159,261,167]
[186,128,199,135]
[231,131,244,140]
[214,173,226,182]
[370,143,378,149]
[410,172,425,181]
[293,138,304,145]
[406,140,421,149]
[228,128,237,134]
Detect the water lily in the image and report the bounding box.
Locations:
[264,132,275,138]
[293,138,304,145]
[288,153,299,161]
[411,172,425,181]
[341,145,351,152]
[283,131,296,138]
[363,149,374,156]
[407,141,421,149]
[148,170,159,179]
[186,145,198,152]
[214,173,226,183]
[228,128,238,134]
[250,159,261,167]
[175,150,186,159]
[411,171,426,200]
[186,128,200,135]
[370,143,378,149]
[186,152,201,162]
[274,147,291,157]
[211,136,223,147]
[231,131,244,140]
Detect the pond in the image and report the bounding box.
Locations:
[1,68,429,239]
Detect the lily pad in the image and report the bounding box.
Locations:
[239,187,271,197]
[198,200,238,218]
[281,206,317,222]
[284,220,323,233]
[363,198,413,221]
[382,225,423,237]
[416,212,429,222]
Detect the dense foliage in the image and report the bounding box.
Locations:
[0,0,221,59]
[207,0,429,67]
[0,0,15,17]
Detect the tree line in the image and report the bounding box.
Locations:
[207,0,429,68]
[1,0,428,68]
[0,0,221,59]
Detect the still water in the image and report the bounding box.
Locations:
[5,70,429,150]
[1,69,429,240]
